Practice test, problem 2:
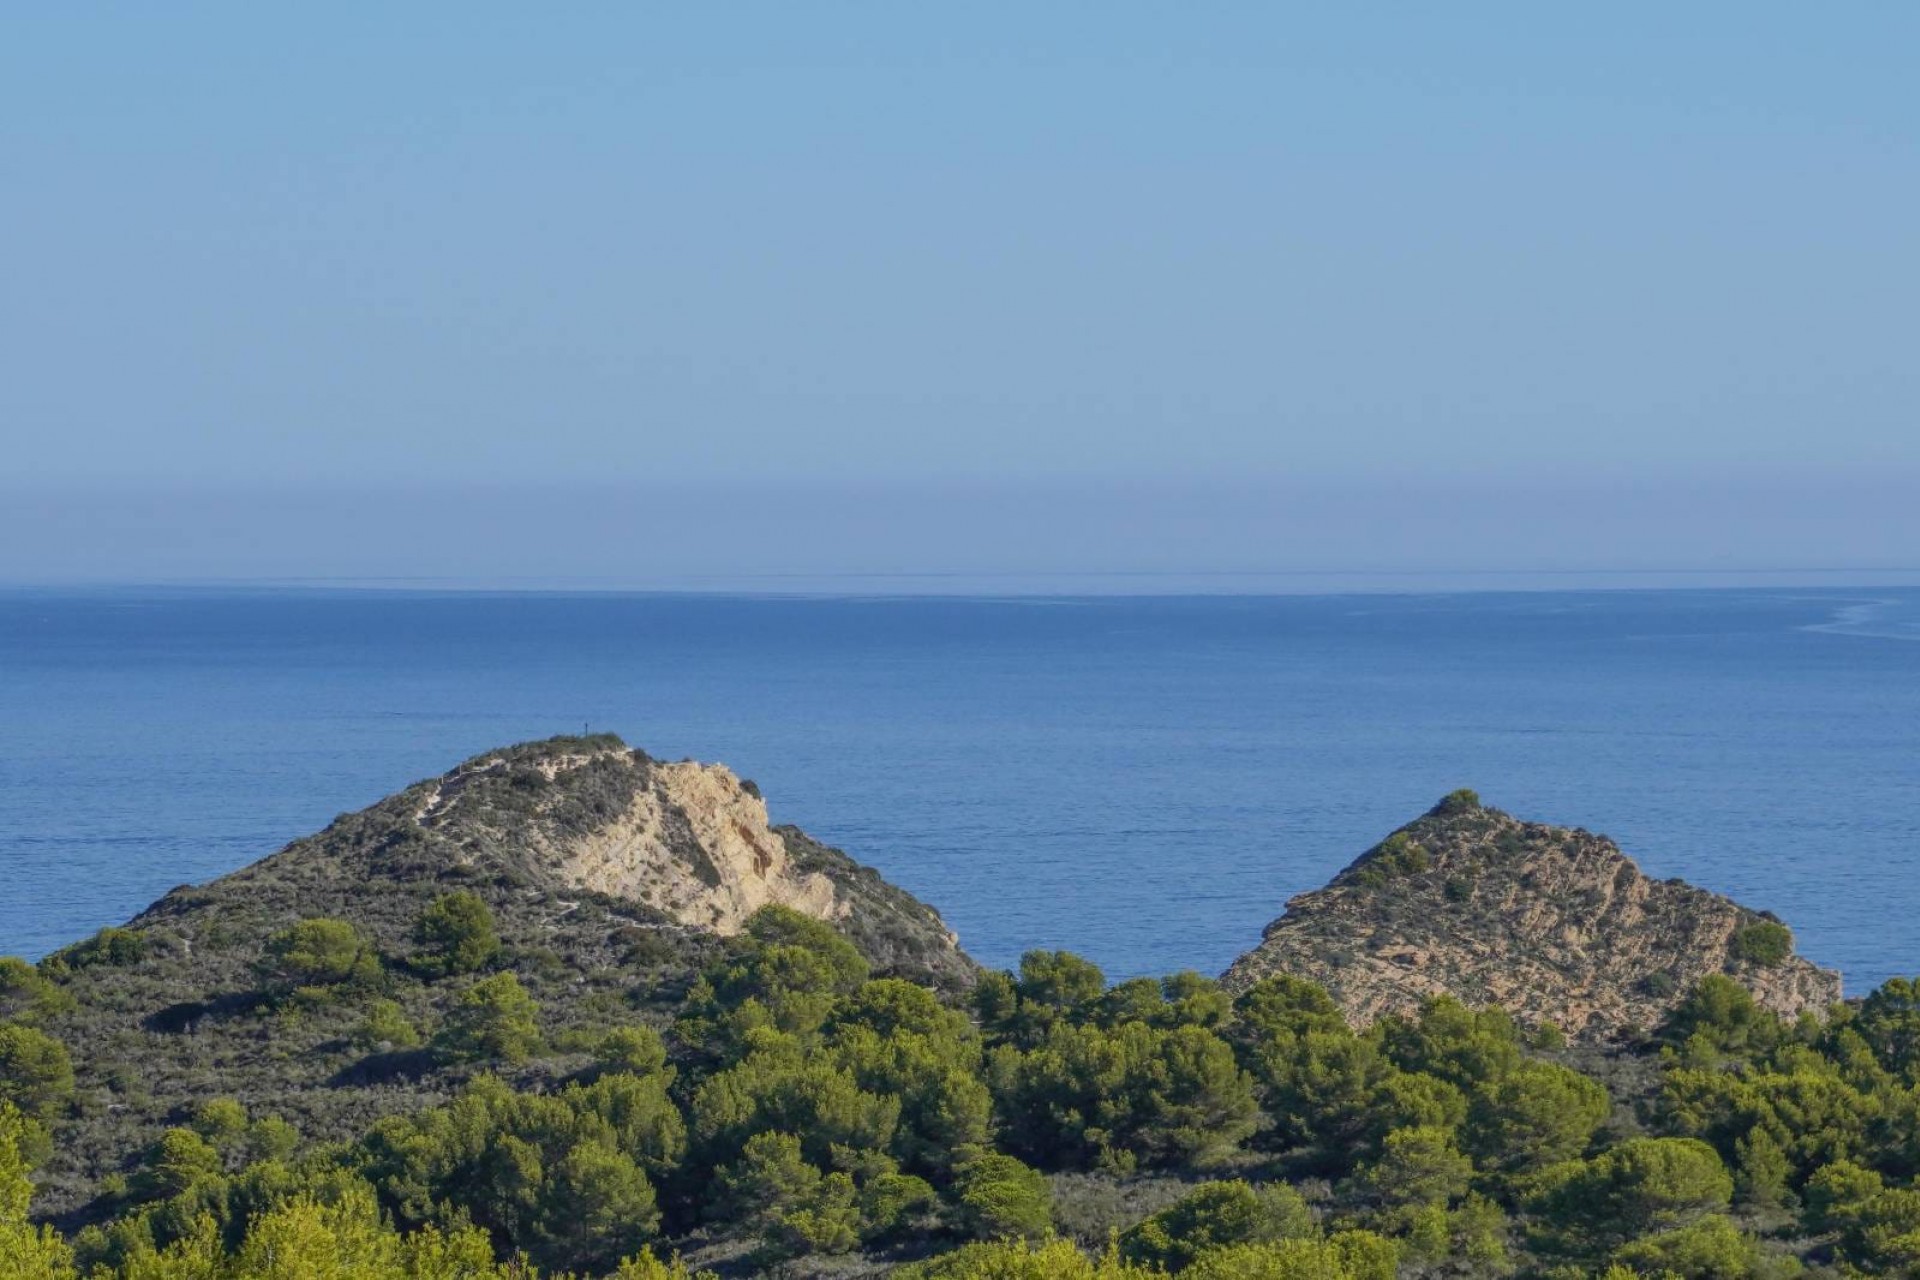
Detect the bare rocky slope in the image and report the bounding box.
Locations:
[232,735,975,980]
[24,735,971,1219]
[1222,791,1842,1041]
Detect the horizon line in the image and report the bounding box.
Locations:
[6,566,1920,600]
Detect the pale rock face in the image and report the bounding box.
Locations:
[418,749,848,935]
[550,761,847,933]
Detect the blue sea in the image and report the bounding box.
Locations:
[2,587,1916,993]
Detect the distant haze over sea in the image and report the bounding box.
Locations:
[50,570,1920,597]
[7,475,1920,591]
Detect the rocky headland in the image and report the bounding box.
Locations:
[1222,789,1842,1040]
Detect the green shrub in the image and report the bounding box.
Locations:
[615,926,679,967]
[412,891,500,977]
[0,1099,51,1175]
[1464,1059,1608,1177]
[1804,1160,1920,1272]
[993,1019,1259,1171]
[1355,833,1430,888]
[676,906,872,1058]
[352,999,422,1051]
[262,918,381,990]
[1354,1125,1473,1211]
[714,1131,849,1256]
[353,1073,678,1272]
[859,1170,936,1241]
[1525,1137,1733,1247]
[0,957,73,1022]
[1120,1180,1313,1269]
[1857,975,1920,1074]
[1733,1127,1790,1211]
[1184,1232,1401,1280]
[954,1152,1053,1240]
[597,1026,669,1078]
[1729,921,1793,967]
[190,1098,249,1149]
[1612,1213,1775,1279]
[894,1238,1143,1279]
[1435,788,1483,815]
[133,1126,222,1200]
[0,1025,74,1120]
[245,1115,300,1164]
[1658,976,1780,1059]
[1016,950,1108,1012]
[543,1138,663,1270]
[43,926,147,973]
[436,973,542,1063]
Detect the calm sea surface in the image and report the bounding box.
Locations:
[2,588,1916,992]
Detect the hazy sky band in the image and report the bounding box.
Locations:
[3,6,1914,579]
[8,477,1920,588]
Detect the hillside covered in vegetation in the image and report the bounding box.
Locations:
[4,739,1918,1279]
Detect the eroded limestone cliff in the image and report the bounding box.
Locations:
[423,751,845,933]
[1222,792,1841,1040]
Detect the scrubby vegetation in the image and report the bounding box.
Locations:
[0,748,1904,1276]
[1729,923,1795,969]
[411,890,502,978]
[1353,833,1432,889]
[5,894,1919,1277]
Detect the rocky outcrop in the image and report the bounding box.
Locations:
[386,739,971,984]
[1222,793,1842,1041]
[312,735,973,986]
[428,751,845,934]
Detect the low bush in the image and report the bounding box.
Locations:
[261,918,381,991]
[1729,922,1794,967]
[43,927,147,973]
[412,891,500,977]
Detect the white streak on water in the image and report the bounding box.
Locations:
[1803,598,1920,641]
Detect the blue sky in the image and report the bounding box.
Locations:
[3,6,1915,585]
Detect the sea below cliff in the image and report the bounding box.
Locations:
[4,586,1918,988]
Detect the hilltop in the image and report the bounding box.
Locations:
[1222,790,1842,1040]
[20,735,971,1219]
